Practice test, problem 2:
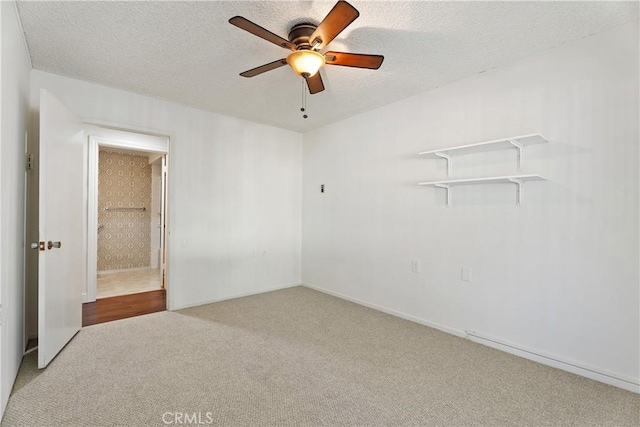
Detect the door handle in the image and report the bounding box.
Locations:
[31,242,45,251]
[47,241,62,250]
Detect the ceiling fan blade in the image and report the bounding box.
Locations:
[309,1,359,50]
[306,73,325,94]
[229,16,295,50]
[325,52,384,69]
[240,59,288,78]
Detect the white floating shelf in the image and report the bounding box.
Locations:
[418,174,546,187]
[419,134,548,175]
[418,174,546,206]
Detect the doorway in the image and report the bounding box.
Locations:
[84,127,169,324]
[95,147,165,298]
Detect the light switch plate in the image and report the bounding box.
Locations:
[461,266,471,282]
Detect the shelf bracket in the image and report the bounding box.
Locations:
[508,178,524,206]
[434,184,451,206]
[433,152,452,176]
[508,140,524,171]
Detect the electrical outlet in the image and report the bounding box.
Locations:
[461,266,471,282]
[411,259,421,273]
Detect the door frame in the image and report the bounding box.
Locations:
[86,128,169,304]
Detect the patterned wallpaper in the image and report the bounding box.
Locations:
[98,150,152,271]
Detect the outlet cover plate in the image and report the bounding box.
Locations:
[412,259,421,273]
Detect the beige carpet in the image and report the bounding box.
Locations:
[2,286,638,426]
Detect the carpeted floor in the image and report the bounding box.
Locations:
[2,286,638,426]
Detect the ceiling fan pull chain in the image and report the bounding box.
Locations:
[301,78,308,119]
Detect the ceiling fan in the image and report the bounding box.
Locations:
[229,0,384,95]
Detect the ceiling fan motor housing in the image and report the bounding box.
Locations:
[288,23,318,50]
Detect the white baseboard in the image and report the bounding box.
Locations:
[171,283,301,311]
[302,283,466,338]
[302,282,639,394]
[24,346,38,355]
[466,331,640,393]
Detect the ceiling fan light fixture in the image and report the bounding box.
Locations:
[230,1,383,97]
[286,50,325,78]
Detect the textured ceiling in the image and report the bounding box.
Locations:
[16,1,639,132]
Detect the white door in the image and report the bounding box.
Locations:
[38,89,85,368]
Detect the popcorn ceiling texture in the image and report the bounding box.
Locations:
[16,1,639,132]
[97,151,152,271]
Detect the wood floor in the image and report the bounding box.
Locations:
[82,289,166,327]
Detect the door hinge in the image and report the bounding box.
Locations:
[26,154,33,171]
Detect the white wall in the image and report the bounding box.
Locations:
[0,0,31,417]
[302,22,639,390]
[26,70,302,334]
